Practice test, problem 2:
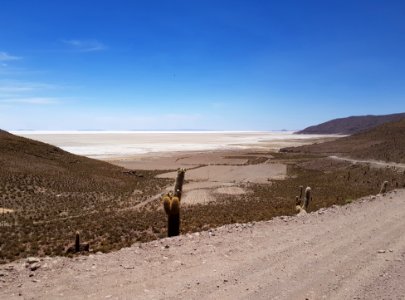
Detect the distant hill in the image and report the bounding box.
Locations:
[297,113,405,135]
[282,119,405,163]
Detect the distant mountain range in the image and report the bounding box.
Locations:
[297,113,405,135]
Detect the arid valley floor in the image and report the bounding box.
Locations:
[1,125,405,299]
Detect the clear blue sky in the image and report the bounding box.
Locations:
[1,0,404,130]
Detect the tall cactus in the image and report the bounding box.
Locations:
[162,168,186,237]
[302,187,312,211]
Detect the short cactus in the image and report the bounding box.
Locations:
[295,196,301,212]
[162,168,186,237]
[66,231,89,253]
[295,186,312,213]
[379,181,388,194]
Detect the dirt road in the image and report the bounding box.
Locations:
[330,155,405,170]
[1,190,405,299]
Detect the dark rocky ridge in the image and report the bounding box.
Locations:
[297,112,405,135]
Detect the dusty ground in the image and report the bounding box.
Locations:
[1,189,404,300]
[112,150,288,206]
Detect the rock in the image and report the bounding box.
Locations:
[59,211,69,217]
[377,250,386,254]
[26,257,40,264]
[29,263,41,271]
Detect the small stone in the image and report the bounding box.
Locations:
[377,250,386,254]
[26,257,40,264]
[164,245,170,249]
[29,263,41,271]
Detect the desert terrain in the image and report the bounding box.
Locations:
[1,189,404,299]
[1,123,405,299]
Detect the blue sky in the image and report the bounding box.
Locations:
[1,0,404,130]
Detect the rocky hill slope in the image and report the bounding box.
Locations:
[0,130,169,263]
[297,112,405,135]
[284,119,405,163]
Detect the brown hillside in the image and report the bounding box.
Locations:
[0,130,171,263]
[283,119,405,163]
[297,112,405,135]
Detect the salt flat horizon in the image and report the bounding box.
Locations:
[11,130,295,134]
[12,131,339,159]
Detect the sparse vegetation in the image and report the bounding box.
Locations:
[283,119,405,163]
[0,129,404,264]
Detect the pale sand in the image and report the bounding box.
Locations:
[157,163,286,183]
[105,135,334,205]
[108,151,249,171]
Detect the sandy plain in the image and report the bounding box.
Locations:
[14,131,336,206]
[105,135,334,206]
